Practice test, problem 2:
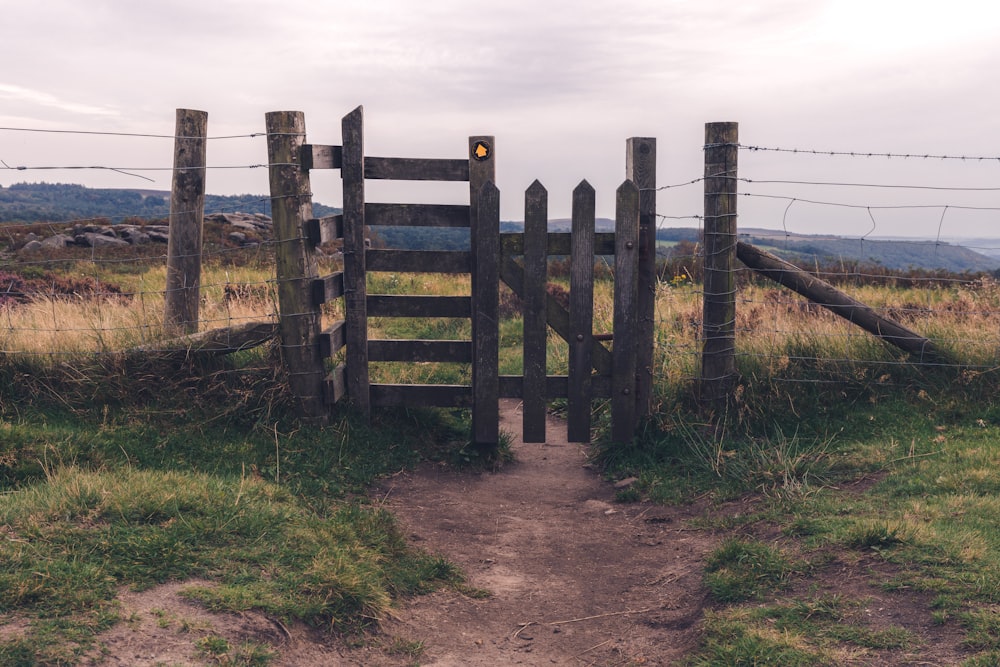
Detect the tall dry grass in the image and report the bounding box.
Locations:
[3,258,1000,395]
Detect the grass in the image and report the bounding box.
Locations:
[605,383,1000,664]
[6,246,1000,663]
[0,347,473,664]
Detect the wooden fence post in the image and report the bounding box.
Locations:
[265,111,328,425]
[522,180,548,443]
[342,106,370,418]
[164,108,207,336]
[473,181,500,450]
[701,122,739,410]
[626,137,657,419]
[568,180,596,443]
[470,136,498,449]
[612,180,640,443]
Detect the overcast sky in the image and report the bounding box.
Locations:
[2,0,1000,238]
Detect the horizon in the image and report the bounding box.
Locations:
[2,1,1000,238]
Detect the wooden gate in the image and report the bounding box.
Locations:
[266,106,657,447]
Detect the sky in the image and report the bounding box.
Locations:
[2,0,1000,238]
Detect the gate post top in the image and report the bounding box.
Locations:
[469,136,495,166]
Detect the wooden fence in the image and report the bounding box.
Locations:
[700,121,947,411]
[264,106,657,448]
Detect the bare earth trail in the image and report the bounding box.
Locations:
[87,399,975,666]
[346,399,719,666]
[87,400,719,666]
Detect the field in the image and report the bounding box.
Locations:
[4,242,1000,664]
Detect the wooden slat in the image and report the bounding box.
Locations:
[366,203,470,228]
[365,157,470,181]
[367,295,471,318]
[498,375,612,400]
[627,137,657,419]
[499,255,613,375]
[342,106,370,416]
[501,232,615,256]
[323,364,347,404]
[370,384,473,408]
[319,320,347,358]
[305,214,344,246]
[302,144,343,170]
[612,180,640,444]
[568,180,595,443]
[367,249,472,273]
[522,180,547,443]
[311,272,345,307]
[368,339,471,363]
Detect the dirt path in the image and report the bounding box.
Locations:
[344,399,719,666]
[86,400,719,666]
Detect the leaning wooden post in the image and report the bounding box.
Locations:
[626,137,657,419]
[701,122,739,410]
[265,111,327,425]
[164,108,207,336]
[469,136,498,450]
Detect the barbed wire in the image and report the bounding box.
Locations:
[0,126,301,140]
[705,142,1000,162]
[732,144,1000,162]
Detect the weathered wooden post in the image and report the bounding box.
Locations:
[164,108,207,336]
[470,136,499,450]
[568,180,596,443]
[612,180,640,443]
[341,106,370,418]
[701,122,739,410]
[522,180,548,443]
[626,137,657,419]
[265,111,328,425]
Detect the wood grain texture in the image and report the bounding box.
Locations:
[568,180,596,443]
[301,144,342,171]
[305,214,343,247]
[319,320,347,358]
[612,180,640,444]
[522,180,548,443]
[265,110,327,423]
[342,106,371,416]
[472,180,500,446]
[626,137,657,419]
[311,272,345,307]
[164,109,208,336]
[701,122,739,409]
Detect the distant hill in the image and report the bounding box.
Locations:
[0,182,339,223]
[737,228,1000,273]
[3,184,996,273]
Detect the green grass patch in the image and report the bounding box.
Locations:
[0,355,474,663]
[703,539,795,603]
